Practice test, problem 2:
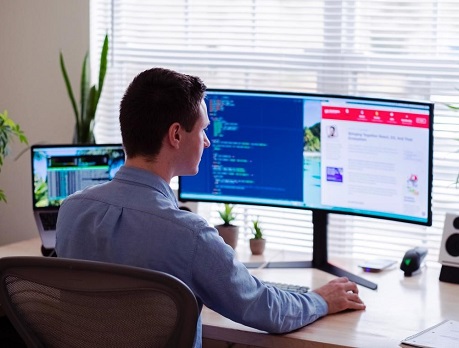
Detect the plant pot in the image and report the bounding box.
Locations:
[215,224,239,250]
[250,238,266,255]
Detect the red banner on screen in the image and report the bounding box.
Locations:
[322,106,429,129]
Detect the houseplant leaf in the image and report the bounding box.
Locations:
[79,52,90,134]
[60,34,109,144]
[96,34,109,104]
[59,53,79,123]
[0,110,28,202]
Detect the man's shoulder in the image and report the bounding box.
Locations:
[60,182,114,208]
[173,209,209,230]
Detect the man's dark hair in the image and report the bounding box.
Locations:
[119,67,207,158]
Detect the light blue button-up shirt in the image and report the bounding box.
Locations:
[56,166,328,348]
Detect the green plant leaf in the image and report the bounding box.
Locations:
[60,34,109,144]
[252,217,263,239]
[96,34,109,104]
[59,53,79,123]
[0,189,6,203]
[219,203,236,225]
[0,110,28,202]
[80,52,90,131]
[85,86,97,124]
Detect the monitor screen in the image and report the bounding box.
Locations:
[31,144,125,209]
[179,89,433,226]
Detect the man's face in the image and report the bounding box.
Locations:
[178,99,211,176]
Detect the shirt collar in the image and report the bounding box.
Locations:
[114,165,178,205]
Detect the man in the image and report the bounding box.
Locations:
[56,67,365,348]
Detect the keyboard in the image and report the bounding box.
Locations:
[263,281,309,294]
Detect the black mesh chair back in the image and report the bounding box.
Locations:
[0,256,199,348]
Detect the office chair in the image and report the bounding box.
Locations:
[0,256,199,348]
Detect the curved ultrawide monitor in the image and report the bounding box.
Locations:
[179,89,433,226]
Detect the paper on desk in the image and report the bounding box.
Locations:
[401,319,459,348]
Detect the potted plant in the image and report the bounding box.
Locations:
[215,203,239,249]
[59,34,109,144]
[0,110,28,203]
[250,217,266,255]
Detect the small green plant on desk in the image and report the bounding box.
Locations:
[216,203,239,249]
[218,203,236,226]
[250,217,266,255]
[0,110,28,202]
[252,218,263,239]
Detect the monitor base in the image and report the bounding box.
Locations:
[244,211,378,291]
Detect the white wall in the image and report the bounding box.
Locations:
[0,0,89,245]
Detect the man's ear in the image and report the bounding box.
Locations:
[168,122,182,149]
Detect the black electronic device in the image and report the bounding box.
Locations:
[439,213,459,284]
[179,89,434,290]
[400,247,428,276]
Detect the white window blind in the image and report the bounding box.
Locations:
[90,0,459,262]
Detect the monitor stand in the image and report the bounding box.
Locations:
[245,211,377,290]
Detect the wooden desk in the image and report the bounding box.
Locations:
[202,254,459,348]
[0,237,42,257]
[1,238,457,347]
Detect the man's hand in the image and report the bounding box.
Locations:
[313,277,366,314]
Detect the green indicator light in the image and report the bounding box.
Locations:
[404,259,412,266]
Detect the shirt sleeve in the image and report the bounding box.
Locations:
[189,225,329,334]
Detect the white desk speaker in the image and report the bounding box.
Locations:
[438,213,459,284]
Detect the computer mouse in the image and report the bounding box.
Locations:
[400,247,428,276]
